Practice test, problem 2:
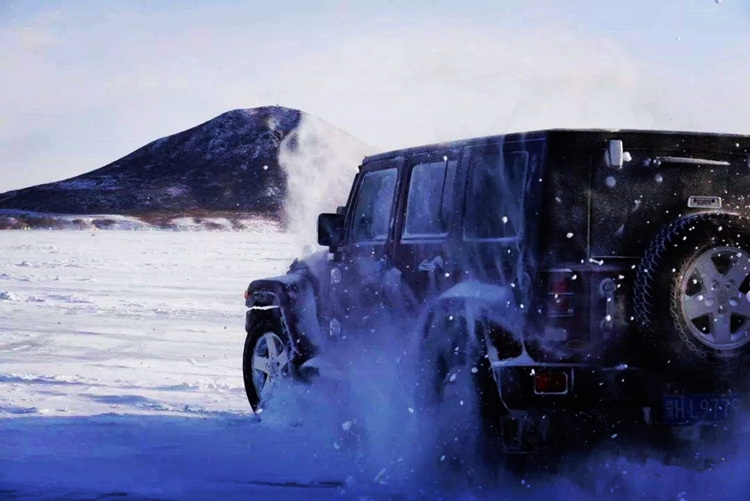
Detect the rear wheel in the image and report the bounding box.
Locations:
[415,305,503,480]
[242,318,292,412]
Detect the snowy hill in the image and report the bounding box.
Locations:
[0,106,372,230]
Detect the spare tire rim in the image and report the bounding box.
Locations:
[680,246,750,350]
[251,332,290,397]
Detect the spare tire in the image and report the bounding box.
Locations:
[634,212,750,378]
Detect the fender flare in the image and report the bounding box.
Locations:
[244,269,323,363]
[418,281,524,355]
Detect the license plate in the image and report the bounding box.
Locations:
[662,394,740,425]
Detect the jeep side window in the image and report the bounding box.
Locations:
[464,150,528,240]
[350,168,398,243]
[403,160,458,238]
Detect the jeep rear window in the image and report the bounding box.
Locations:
[403,160,457,238]
[464,149,528,240]
[350,168,398,243]
[591,151,729,257]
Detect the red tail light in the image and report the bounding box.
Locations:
[545,270,575,317]
[534,371,568,394]
[549,273,571,294]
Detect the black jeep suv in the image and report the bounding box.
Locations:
[243,129,750,456]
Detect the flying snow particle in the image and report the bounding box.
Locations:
[655,174,664,183]
[606,176,617,188]
[262,165,269,170]
[566,232,574,239]
[502,216,509,224]
[374,468,388,484]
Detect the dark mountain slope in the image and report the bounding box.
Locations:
[0,107,304,219]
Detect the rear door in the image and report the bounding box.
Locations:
[390,151,460,305]
[590,150,732,258]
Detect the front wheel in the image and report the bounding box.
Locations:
[242,318,292,412]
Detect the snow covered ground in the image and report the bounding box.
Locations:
[1,230,749,501]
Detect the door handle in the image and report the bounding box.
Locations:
[418,256,444,273]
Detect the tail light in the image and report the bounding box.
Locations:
[545,270,575,317]
[533,371,569,394]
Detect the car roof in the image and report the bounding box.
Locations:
[362,128,750,166]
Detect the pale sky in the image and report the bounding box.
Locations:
[2,0,749,192]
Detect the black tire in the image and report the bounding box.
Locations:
[242,317,293,412]
[415,307,503,477]
[634,212,750,378]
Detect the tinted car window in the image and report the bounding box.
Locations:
[403,160,457,238]
[350,168,398,243]
[464,149,528,240]
[590,151,729,257]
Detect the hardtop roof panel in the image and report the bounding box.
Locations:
[361,129,750,167]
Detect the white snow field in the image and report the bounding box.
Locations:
[1,229,750,501]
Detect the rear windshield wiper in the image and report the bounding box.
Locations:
[650,156,730,167]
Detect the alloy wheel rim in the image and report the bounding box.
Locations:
[251,332,290,398]
[680,246,750,350]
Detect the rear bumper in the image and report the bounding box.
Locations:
[494,364,650,411]
[492,363,746,452]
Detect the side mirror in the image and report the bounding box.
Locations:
[318,213,345,247]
